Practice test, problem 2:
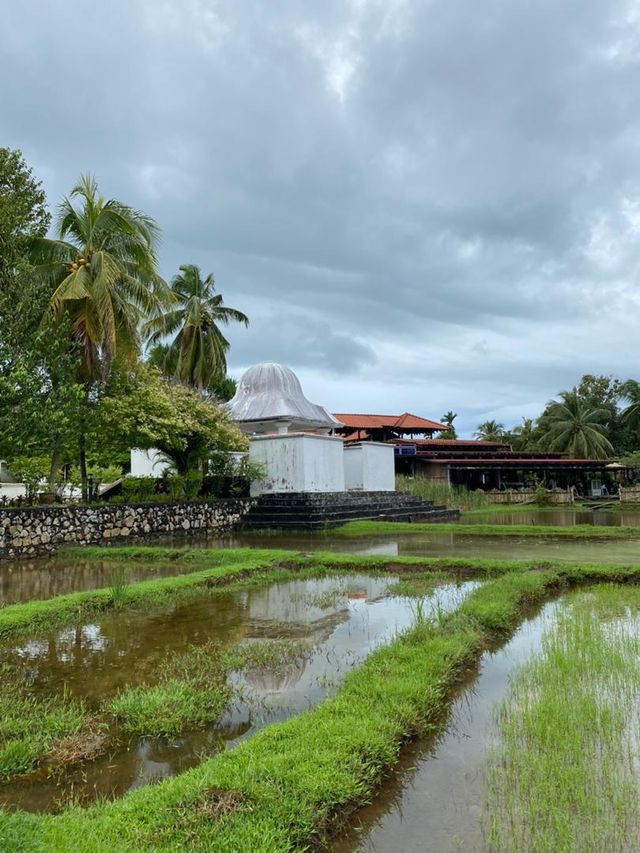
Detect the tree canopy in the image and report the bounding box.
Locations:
[95,365,247,474]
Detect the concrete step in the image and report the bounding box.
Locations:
[241,490,459,530]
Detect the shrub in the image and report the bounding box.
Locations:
[8,457,49,504]
[534,482,550,506]
[165,474,186,501]
[121,477,157,503]
[184,471,203,501]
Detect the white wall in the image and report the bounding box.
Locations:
[344,443,396,491]
[249,433,345,496]
[0,483,26,500]
[130,449,169,477]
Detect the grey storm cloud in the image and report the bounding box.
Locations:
[3,0,640,435]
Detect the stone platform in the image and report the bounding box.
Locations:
[241,491,459,530]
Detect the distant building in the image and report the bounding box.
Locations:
[332,416,629,494]
[332,412,446,443]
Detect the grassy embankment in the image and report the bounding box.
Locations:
[3,546,640,850]
[485,584,640,851]
[337,519,640,538]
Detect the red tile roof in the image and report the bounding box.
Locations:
[333,412,446,432]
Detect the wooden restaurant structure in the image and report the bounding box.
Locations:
[332,414,631,495]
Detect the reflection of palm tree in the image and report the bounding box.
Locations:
[537,390,613,459]
[144,264,248,390]
[474,420,505,442]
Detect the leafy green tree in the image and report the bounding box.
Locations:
[535,389,614,459]
[474,420,506,442]
[0,149,84,483]
[95,365,247,474]
[0,147,49,289]
[28,176,170,495]
[144,264,248,390]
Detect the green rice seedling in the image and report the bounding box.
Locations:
[387,572,448,598]
[485,584,640,852]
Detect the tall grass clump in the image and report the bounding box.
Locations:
[485,584,640,852]
[108,642,231,738]
[109,565,129,608]
[0,682,87,778]
[396,475,490,511]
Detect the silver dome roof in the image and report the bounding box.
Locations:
[226,362,340,431]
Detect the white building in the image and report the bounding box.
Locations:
[226,362,395,496]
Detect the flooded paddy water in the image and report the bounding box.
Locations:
[332,602,558,852]
[0,574,475,812]
[4,506,640,605]
[334,585,640,852]
[3,507,640,848]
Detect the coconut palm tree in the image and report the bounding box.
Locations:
[440,410,458,439]
[29,175,168,378]
[620,380,640,440]
[144,264,249,390]
[29,175,168,495]
[537,390,613,459]
[511,417,535,450]
[474,420,506,442]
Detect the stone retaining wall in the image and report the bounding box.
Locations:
[0,499,253,560]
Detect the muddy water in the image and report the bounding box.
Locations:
[332,601,558,853]
[4,523,640,606]
[458,508,640,526]
[0,575,476,812]
[0,557,213,605]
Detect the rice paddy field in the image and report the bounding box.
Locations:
[2,510,640,851]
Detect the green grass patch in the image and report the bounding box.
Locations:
[0,680,89,779]
[224,639,311,673]
[337,519,640,538]
[108,642,232,738]
[386,571,451,597]
[485,584,640,851]
[0,549,294,642]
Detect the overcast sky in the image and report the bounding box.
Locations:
[3,0,640,436]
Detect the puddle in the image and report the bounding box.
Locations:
[0,574,476,812]
[331,601,559,853]
[0,558,210,605]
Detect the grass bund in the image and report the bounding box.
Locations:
[485,585,640,852]
[337,519,640,538]
[3,545,640,850]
